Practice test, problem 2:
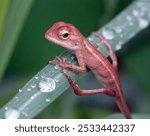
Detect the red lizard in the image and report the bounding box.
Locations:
[45,21,132,119]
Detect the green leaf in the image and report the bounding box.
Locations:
[0,0,35,81]
[0,0,10,44]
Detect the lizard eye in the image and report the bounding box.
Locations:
[62,33,69,38]
[58,32,70,40]
[58,27,70,40]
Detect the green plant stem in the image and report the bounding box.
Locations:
[0,0,150,119]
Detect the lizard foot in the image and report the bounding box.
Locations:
[48,56,67,69]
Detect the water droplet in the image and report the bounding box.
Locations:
[138,18,149,29]
[71,56,74,60]
[49,69,55,74]
[132,10,138,17]
[102,28,115,40]
[39,77,56,93]
[27,88,31,91]
[116,42,122,50]
[30,92,40,100]
[35,76,39,79]
[5,108,20,119]
[31,84,36,88]
[30,96,34,100]
[46,98,51,102]
[88,37,94,42]
[115,27,122,33]
[126,15,132,21]
[54,65,59,69]
[19,89,22,93]
[5,106,8,110]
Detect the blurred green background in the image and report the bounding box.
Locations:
[0,0,150,118]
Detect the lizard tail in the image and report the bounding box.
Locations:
[116,96,132,119]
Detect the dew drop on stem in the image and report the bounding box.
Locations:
[31,84,36,88]
[27,88,31,91]
[46,98,51,102]
[19,89,22,93]
[138,18,149,29]
[115,27,122,33]
[5,108,20,119]
[54,65,59,69]
[102,27,115,40]
[35,76,39,79]
[116,42,122,51]
[39,77,56,93]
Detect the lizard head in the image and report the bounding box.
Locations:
[45,21,83,51]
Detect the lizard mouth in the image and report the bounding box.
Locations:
[44,31,59,45]
[45,32,61,45]
[45,33,51,41]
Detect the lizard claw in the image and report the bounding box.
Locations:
[55,56,62,61]
[55,56,65,62]
[61,69,68,73]
[48,56,67,70]
[48,61,57,65]
[48,56,66,65]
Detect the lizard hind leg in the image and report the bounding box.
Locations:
[62,70,116,97]
[92,32,118,71]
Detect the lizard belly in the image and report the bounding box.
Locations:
[83,44,119,90]
[92,69,115,89]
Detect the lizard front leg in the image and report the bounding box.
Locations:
[62,70,116,97]
[49,54,86,72]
